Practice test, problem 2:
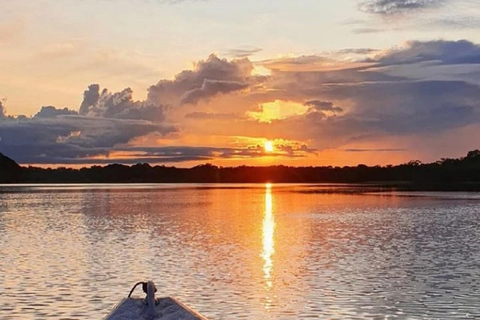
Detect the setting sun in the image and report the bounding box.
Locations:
[265,141,274,153]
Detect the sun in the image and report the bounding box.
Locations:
[264,140,274,153]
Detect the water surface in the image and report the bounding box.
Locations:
[1,184,479,319]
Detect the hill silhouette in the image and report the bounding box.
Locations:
[0,153,23,183]
[1,150,480,190]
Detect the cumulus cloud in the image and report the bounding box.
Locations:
[0,54,257,165]
[0,82,176,164]
[79,84,101,115]
[79,85,167,122]
[359,0,446,15]
[147,54,255,106]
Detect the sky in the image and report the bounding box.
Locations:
[1,0,480,167]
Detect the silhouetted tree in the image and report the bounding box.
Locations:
[1,150,480,190]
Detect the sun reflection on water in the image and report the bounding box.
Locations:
[261,183,275,297]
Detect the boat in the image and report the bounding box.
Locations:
[104,281,208,320]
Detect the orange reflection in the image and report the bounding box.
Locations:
[261,183,275,293]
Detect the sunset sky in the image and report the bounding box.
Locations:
[1,0,480,167]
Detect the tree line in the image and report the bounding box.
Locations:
[1,150,480,190]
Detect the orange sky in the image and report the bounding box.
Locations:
[2,1,480,167]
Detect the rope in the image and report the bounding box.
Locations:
[127,281,144,298]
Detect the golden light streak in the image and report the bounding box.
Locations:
[261,182,275,293]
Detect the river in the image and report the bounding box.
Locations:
[0,184,479,319]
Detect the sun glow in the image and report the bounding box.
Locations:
[265,141,274,153]
[247,100,309,123]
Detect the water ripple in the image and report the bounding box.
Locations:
[0,184,479,319]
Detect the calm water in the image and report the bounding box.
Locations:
[0,184,479,319]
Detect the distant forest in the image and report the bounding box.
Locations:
[1,150,480,190]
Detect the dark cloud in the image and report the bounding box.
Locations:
[108,145,315,164]
[304,100,343,113]
[359,0,445,15]
[378,40,480,65]
[308,80,480,136]
[245,40,480,153]
[0,55,260,165]
[148,54,255,106]
[275,144,317,157]
[180,79,248,105]
[0,116,176,164]
[79,84,101,116]
[34,106,78,118]
[80,86,167,122]
[0,81,176,164]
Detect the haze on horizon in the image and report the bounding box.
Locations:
[1,0,480,168]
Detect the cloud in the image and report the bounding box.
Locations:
[185,112,245,120]
[79,85,167,122]
[147,54,255,106]
[0,81,177,164]
[0,54,260,165]
[352,3,480,34]
[180,79,248,105]
[304,80,480,137]
[337,48,379,55]
[275,144,317,157]
[432,16,480,29]
[261,55,375,72]
[358,0,446,15]
[225,48,262,58]
[4,41,480,165]
[377,40,480,65]
[229,40,480,154]
[61,144,314,165]
[304,100,343,113]
[0,115,176,164]
[79,84,101,115]
[34,106,78,118]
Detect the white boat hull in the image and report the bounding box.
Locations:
[104,297,208,320]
